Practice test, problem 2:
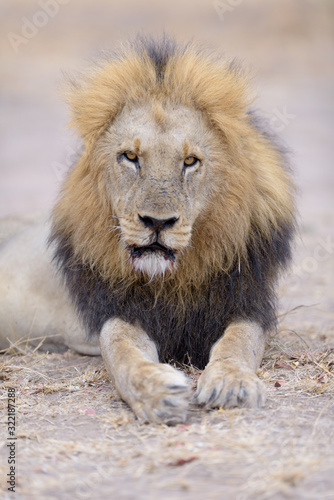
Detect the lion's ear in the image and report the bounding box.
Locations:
[63,55,155,144]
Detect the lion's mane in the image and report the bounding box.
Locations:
[50,37,295,368]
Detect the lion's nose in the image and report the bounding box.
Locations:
[138,215,178,232]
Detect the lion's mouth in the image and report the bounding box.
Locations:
[129,242,176,262]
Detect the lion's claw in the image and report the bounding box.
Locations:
[125,362,191,425]
[195,360,266,409]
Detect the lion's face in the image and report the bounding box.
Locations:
[100,101,221,278]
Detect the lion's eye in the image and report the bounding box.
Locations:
[184,156,198,167]
[124,152,138,162]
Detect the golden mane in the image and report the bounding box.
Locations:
[52,37,295,294]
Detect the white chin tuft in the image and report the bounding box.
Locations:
[132,253,174,278]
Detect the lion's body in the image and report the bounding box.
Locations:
[0,215,99,355]
[0,37,295,424]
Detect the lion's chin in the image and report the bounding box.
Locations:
[131,253,175,278]
[129,244,176,278]
[127,242,177,278]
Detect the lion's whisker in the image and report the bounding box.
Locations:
[106,225,120,233]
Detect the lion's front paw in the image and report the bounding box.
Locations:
[195,360,266,409]
[122,362,191,425]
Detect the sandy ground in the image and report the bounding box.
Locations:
[0,1,334,499]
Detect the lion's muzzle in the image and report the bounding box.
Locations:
[138,214,179,232]
[130,242,176,262]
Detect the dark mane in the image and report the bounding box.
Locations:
[135,34,179,79]
[51,219,293,369]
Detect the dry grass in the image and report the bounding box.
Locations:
[2,315,333,398]
[1,312,333,500]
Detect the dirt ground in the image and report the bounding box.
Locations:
[1,1,334,499]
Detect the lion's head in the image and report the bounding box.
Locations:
[52,37,294,291]
[98,100,223,278]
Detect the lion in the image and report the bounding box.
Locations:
[0,37,295,424]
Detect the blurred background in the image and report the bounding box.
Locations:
[0,0,333,327]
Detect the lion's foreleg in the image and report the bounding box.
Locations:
[100,318,191,424]
[196,321,266,409]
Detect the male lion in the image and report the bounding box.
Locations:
[0,38,295,424]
